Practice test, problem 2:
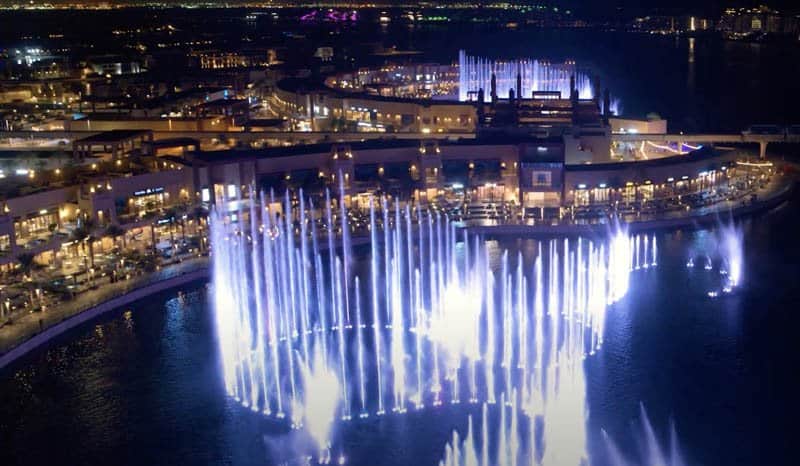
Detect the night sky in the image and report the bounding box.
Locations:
[4,0,800,16]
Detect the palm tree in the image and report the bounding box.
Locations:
[162,207,178,252]
[189,205,208,252]
[16,252,41,308]
[71,216,98,268]
[174,204,189,245]
[191,205,208,225]
[104,224,126,250]
[16,252,37,279]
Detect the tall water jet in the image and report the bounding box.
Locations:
[602,404,686,466]
[718,221,744,289]
[298,347,341,458]
[459,50,596,102]
[210,191,657,462]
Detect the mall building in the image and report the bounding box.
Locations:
[178,135,747,214]
[0,153,196,269]
[0,125,764,268]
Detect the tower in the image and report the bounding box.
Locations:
[569,74,578,106]
[490,73,497,105]
[477,88,485,125]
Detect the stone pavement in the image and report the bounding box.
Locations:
[0,256,209,357]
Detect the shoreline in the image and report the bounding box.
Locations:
[0,180,794,372]
[467,180,795,237]
[0,264,208,371]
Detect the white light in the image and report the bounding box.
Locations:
[208,193,654,457]
[299,349,340,450]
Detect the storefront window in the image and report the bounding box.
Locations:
[531,171,551,187]
[213,184,225,202]
[591,188,610,204]
[639,185,654,201]
[574,189,590,206]
[475,184,504,202]
[131,193,166,216]
[14,212,58,239]
[621,185,636,203]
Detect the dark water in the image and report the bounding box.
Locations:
[2,192,799,466]
[403,27,800,132]
[1,16,799,463]
[2,9,799,132]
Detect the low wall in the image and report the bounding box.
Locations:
[0,267,209,371]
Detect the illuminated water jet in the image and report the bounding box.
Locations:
[601,404,686,466]
[458,50,595,102]
[210,190,658,462]
[718,221,744,289]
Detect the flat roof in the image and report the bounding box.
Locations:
[278,77,475,107]
[75,129,151,144]
[566,147,727,172]
[191,138,422,164]
[198,98,249,109]
[244,119,287,128]
[148,137,200,148]
[189,134,563,165]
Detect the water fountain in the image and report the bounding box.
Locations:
[437,402,685,466]
[718,222,744,290]
[210,188,659,463]
[458,50,595,102]
[694,221,744,298]
[601,404,686,466]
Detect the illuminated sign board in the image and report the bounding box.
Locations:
[133,187,165,197]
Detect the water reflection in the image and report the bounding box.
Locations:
[0,212,795,466]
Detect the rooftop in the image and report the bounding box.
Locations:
[186,133,565,165]
[278,77,475,107]
[74,129,151,144]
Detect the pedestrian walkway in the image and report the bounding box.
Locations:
[0,256,209,357]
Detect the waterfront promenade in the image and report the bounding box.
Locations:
[0,173,794,371]
[468,174,795,236]
[0,257,208,369]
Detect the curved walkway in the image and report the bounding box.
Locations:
[467,178,795,237]
[1,177,794,372]
[0,257,208,371]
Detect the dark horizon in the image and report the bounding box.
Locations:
[2,0,800,18]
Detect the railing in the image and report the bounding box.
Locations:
[0,255,209,358]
